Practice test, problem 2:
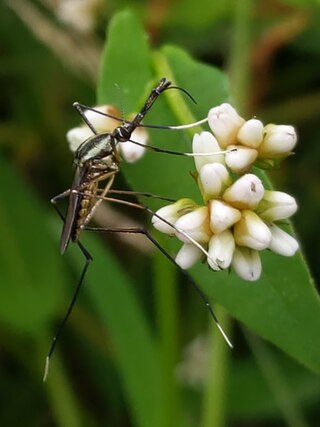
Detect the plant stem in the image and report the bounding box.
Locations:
[228,0,253,114]
[201,306,232,427]
[154,249,181,427]
[152,51,203,135]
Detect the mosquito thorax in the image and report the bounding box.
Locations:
[74,132,115,165]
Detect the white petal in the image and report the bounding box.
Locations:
[234,210,272,250]
[198,163,230,201]
[208,103,245,148]
[269,224,299,256]
[175,244,203,269]
[119,128,149,163]
[257,190,298,221]
[225,145,258,173]
[84,105,120,131]
[209,200,241,234]
[152,199,197,234]
[175,206,211,244]
[192,132,225,172]
[259,124,297,159]
[237,119,264,148]
[208,229,235,270]
[222,174,264,210]
[232,247,262,281]
[66,126,94,152]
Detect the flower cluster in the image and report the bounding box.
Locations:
[152,104,299,281]
[67,104,149,163]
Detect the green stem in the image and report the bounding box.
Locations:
[152,51,203,135]
[153,248,181,427]
[200,4,253,425]
[228,0,253,114]
[201,306,232,427]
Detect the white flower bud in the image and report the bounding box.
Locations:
[67,126,94,152]
[237,119,264,148]
[222,174,264,210]
[234,210,272,250]
[198,163,230,201]
[209,200,241,234]
[259,124,297,159]
[225,145,258,173]
[257,190,298,221]
[175,206,211,244]
[208,103,245,148]
[232,247,262,281]
[152,199,197,234]
[119,128,149,163]
[268,224,299,256]
[84,105,119,131]
[192,132,225,172]
[175,244,203,269]
[208,229,235,271]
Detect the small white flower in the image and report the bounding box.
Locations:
[209,200,241,234]
[176,244,204,269]
[225,145,258,173]
[222,174,265,210]
[208,229,235,271]
[175,206,211,244]
[192,132,225,172]
[237,119,264,148]
[152,199,197,234]
[83,105,119,131]
[67,126,94,152]
[268,224,299,256]
[198,163,230,201]
[259,124,297,159]
[234,210,272,250]
[232,247,262,281]
[257,190,298,221]
[208,103,245,148]
[119,127,149,163]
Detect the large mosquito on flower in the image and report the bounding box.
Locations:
[44,78,233,381]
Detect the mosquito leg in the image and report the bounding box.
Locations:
[73,102,98,135]
[44,196,93,382]
[125,138,236,158]
[75,193,217,267]
[106,189,175,203]
[85,226,233,348]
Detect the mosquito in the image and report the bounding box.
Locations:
[44,77,232,381]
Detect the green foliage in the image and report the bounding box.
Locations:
[98,10,320,375]
[1,1,320,427]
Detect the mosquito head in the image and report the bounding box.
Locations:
[74,132,115,166]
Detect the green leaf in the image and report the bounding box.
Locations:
[0,154,67,334]
[97,9,152,112]
[97,12,319,373]
[70,233,162,427]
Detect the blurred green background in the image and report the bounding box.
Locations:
[1,1,320,426]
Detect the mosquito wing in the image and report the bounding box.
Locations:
[60,166,87,254]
